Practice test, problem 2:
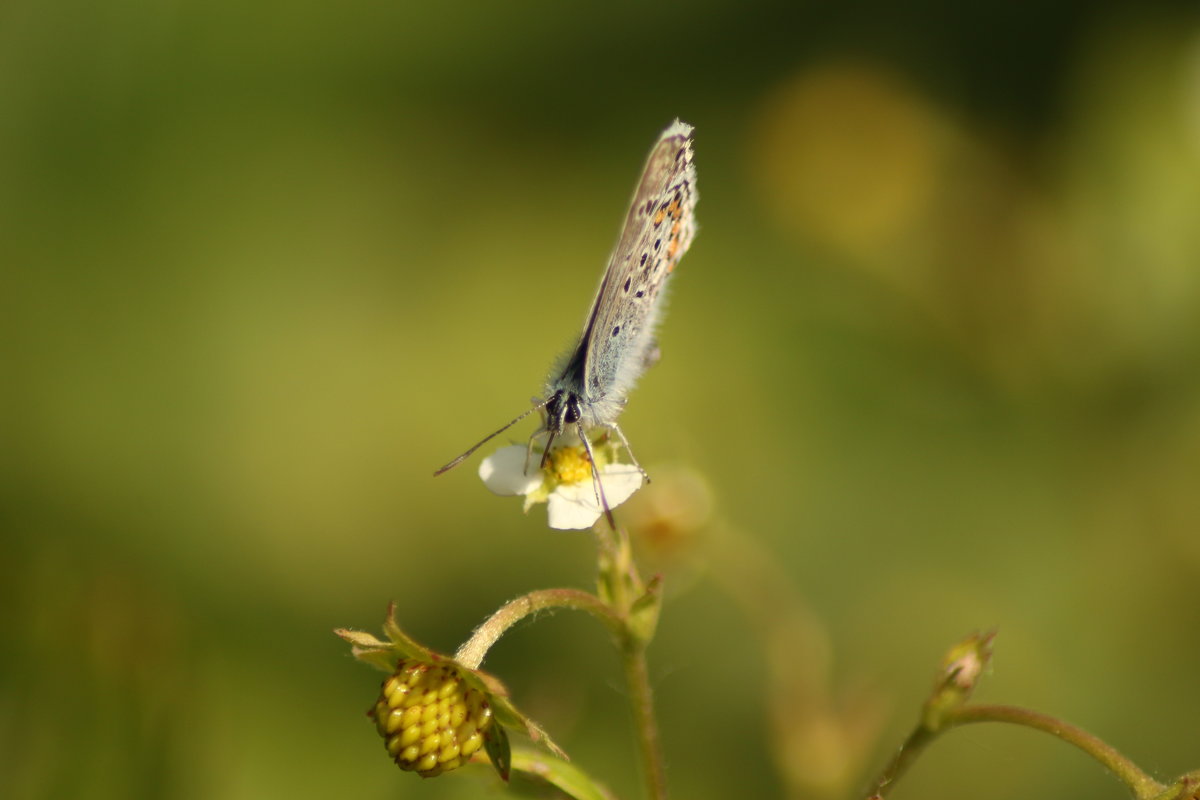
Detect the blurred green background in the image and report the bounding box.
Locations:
[5,1,1200,798]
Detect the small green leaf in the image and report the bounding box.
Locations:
[509,746,618,800]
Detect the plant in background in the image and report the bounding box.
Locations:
[336,447,1200,800]
[865,632,1200,800]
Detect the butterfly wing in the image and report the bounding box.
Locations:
[576,120,698,413]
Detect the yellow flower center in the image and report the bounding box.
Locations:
[549,445,594,484]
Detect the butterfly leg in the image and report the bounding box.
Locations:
[526,427,553,475]
[576,422,617,530]
[604,422,651,484]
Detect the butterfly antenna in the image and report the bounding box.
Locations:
[576,421,616,530]
[434,400,548,476]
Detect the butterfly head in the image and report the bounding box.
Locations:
[544,389,584,432]
[541,389,583,468]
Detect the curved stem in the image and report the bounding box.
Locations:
[946,705,1165,799]
[455,588,622,670]
[868,703,1166,800]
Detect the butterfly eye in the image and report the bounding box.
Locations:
[545,392,561,418]
[564,398,581,424]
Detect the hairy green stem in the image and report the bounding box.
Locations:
[457,521,668,798]
[596,514,667,800]
[621,637,668,800]
[455,588,621,669]
[867,720,938,797]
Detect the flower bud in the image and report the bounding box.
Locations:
[371,658,494,777]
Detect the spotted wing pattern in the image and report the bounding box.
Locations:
[568,120,698,413]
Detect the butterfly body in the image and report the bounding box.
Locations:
[541,120,697,445]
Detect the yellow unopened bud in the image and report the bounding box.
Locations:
[371,659,494,777]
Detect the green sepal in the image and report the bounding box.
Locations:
[922,630,995,731]
[626,574,663,644]
[334,601,439,673]
[490,691,569,760]
[484,718,512,782]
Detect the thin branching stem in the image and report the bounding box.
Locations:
[867,703,1166,800]
[946,705,1165,799]
[867,720,939,797]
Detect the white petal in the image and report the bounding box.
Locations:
[546,487,604,529]
[597,464,645,507]
[479,445,543,496]
[545,465,644,530]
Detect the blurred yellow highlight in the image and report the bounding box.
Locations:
[751,63,942,261]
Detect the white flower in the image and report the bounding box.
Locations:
[478,439,644,530]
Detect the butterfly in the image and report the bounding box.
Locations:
[436,120,698,524]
